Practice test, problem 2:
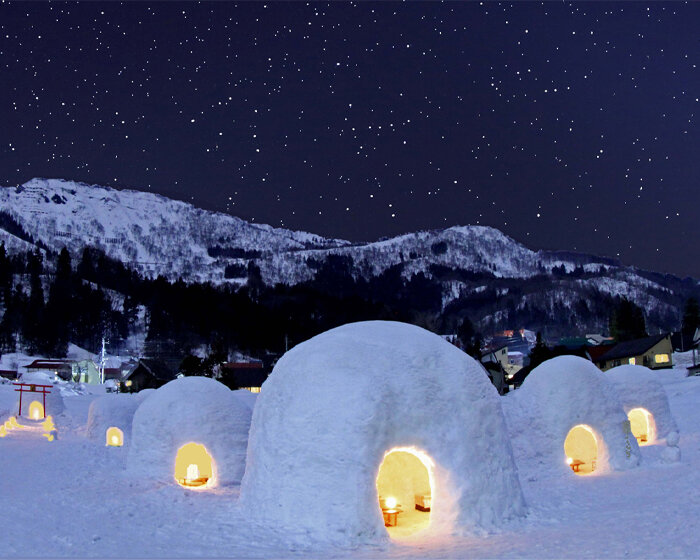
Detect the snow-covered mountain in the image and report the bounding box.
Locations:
[0,178,694,332]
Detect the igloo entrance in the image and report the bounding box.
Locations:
[106,427,124,447]
[628,408,655,445]
[174,443,214,489]
[376,447,433,538]
[28,401,44,420]
[564,425,598,475]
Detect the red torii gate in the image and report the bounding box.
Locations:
[13,383,52,419]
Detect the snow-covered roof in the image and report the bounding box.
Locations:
[240,320,525,546]
[504,355,640,476]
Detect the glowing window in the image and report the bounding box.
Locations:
[628,357,636,365]
[243,387,261,393]
[628,408,655,445]
[106,426,124,447]
[28,401,44,420]
[376,447,433,538]
[564,424,598,475]
[654,354,669,364]
[174,443,214,489]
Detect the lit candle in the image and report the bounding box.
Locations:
[186,463,200,481]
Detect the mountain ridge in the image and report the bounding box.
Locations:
[0,178,696,335]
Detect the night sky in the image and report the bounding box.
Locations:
[1,2,698,277]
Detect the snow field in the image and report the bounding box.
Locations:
[0,347,697,557]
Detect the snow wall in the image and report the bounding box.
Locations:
[239,321,526,546]
[86,394,142,443]
[126,377,252,486]
[606,364,680,461]
[504,355,641,476]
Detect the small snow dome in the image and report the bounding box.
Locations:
[126,377,252,489]
[606,365,680,457]
[505,356,640,477]
[239,321,525,546]
[16,385,64,419]
[86,394,142,446]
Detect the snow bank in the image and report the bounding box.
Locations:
[505,355,640,477]
[239,321,525,546]
[86,394,142,444]
[606,364,680,460]
[126,377,252,487]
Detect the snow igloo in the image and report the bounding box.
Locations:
[86,393,145,447]
[505,355,641,477]
[126,377,252,489]
[239,321,526,546]
[607,364,680,462]
[16,384,64,420]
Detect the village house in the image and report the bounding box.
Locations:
[596,334,673,371]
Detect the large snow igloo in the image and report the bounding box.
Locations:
[607,364,680,461]
[86,394,145,447]
[239,321,526,546]
[126,377,252,489]
[505,355,641,476]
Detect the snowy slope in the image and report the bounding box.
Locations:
[0,178,690,326]
[0,178,346,283]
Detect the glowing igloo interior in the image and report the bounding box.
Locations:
[28,400,45,420]
[106,426,124,447]
[628,407,655,445]
[376,447,433,538]
[174,442,214,489]
[564,424,598,475]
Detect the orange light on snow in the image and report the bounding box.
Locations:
[174,443,214,489]
[28,401,44,420]
[106,427,124,447]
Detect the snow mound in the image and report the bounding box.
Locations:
[607,365,680,451]
[12,381,65,418]
[126,377,252,487]
[86,394,142,444]
[505,355,640,477]
[239,321,525,546]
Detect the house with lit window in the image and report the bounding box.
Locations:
[595,334,673,371]
[219,361,268,393]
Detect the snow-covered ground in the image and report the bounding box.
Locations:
[1,359,699,558]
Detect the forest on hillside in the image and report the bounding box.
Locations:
[0,243,697,364]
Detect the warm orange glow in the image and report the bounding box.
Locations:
[42,416,55,432]
[0,426,6,437]
[376,446,434,538]
[654,354,670,364]
[29,401,44,420]
[106,426,124,447]
[174,443,214,489]
[628,408,655,445]
[564,424,598,475]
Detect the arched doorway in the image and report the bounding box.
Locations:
[628,408,655,445]
[106,427,124,447]
[564,425,598,475]
[28,401,44,421]
[174,443,214,489]
[376,447,433,538]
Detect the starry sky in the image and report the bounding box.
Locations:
[1,2,699,277]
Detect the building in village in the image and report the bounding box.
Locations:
[595,334,673,371]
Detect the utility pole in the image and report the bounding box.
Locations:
[99,337,108,384]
